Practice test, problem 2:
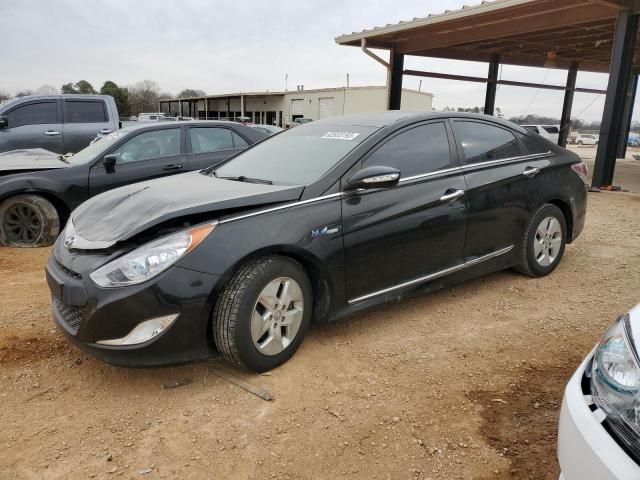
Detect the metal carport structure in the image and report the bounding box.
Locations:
[336,0,640,188]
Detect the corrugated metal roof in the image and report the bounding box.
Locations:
[335,0,529,45]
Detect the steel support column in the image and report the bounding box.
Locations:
[593,10,639,187]
[617,73,638,158]
[559,62,579,148]
[388,50,404,110]
[484,54,500,116]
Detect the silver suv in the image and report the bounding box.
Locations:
[0,94,120,154]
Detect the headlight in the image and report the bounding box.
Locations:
[90,222,217,288]
[591,313,640,453]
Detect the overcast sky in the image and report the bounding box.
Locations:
[0,0,633,122]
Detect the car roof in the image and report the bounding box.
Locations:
[309,111,527,132]
[120,120,246,133]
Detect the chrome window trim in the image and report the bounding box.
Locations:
[347,245,514,304]
[219,192,343,225]
[399,166,463,183]
[460,151,552,172]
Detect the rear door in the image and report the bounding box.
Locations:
[185,125,250,170]
[0,99,64,154]
[451,119,548,261]
[88,127,184,197]
[342,121,468,302]
[62,98,113,153]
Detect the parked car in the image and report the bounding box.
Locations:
[558,305,640,479]
[522,124,561,144]
[249,124,284,136]
[0,95,120,155]
[46,112,587,372]
[576,133,598,146]
[0,121,267,247]
[137,113,170,122]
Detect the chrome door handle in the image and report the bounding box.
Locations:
[522,167,540,178]
[440,189,465,203]
[44,130,60,136]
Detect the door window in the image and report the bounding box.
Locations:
[6,102,57,127]
[189,127,248,153]
[516,132,549,155]
[111,128,180,163]
[454,121,522,164]
[363,122,452,178]
[64,100,107,123]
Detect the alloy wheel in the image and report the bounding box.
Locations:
[534,216,563,267]
[251,277,304,356]
[4,203,43,244]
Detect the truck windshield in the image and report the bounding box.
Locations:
[214,124,377,185]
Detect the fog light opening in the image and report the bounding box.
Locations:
[96,314,179,346]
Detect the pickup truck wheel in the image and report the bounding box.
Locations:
[0,195,60,247]
[213,255,312,372]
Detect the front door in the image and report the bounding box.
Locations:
[342,121,468,303]
[89,127,184,197]
[0,99,64,154]
[451,119,546,261]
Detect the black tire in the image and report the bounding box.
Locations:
[577,141,583,145]
[0,194,60,247]
[515,204,567,277]
[213,255,313,372]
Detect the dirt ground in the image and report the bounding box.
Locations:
[2,150,640,480]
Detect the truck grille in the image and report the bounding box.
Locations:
[54,299,84,333]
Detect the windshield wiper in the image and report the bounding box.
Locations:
[218,175,273,185]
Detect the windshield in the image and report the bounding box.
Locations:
[67,130,129,165]
[215,124,377,185]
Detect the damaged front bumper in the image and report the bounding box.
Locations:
[45,243,222,367]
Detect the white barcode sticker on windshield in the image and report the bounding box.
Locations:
[321,132,360,141]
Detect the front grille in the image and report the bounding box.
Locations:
[55,258,82,280]
[54,299,84,333]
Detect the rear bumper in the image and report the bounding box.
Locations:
[557,350,640,480]
[568,184,587,242]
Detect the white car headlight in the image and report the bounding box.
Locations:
[90,222,217,288]
[591,312,640,453]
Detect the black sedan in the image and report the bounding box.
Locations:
[46,112,588,372]
[0,121,267,247]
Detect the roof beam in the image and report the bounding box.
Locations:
[396,4,623,54]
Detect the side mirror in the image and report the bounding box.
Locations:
[346,166,401,190]
[103,154,117,173]
[0,116,8,129]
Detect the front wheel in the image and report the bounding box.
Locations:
[515,204,567,277]
[0,194,60,247]
[213,255,313,372]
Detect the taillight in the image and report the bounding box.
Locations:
[571,161,588,183]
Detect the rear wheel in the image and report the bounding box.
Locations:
[0,195,60,247]
[515,204,567,277]
[213,255,312,372]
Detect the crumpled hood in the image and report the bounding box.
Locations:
[0,149,69,172]
[71,171,303,246]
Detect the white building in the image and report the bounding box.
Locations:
[159,86,433,127]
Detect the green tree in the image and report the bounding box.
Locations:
[61,83,77,94]
[100,81,130,116]
[74,80,96,94]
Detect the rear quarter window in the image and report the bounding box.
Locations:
[453,121,523,164]
[516,132,550,155]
